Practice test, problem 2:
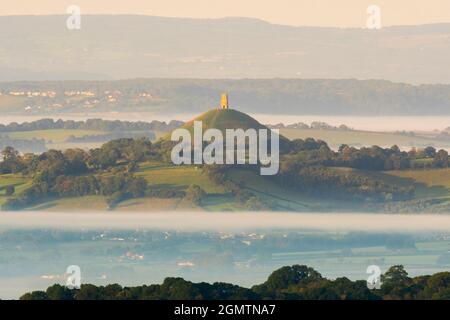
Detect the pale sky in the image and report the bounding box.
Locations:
[2,0,450,27]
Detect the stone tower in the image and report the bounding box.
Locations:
[220,93,229,110]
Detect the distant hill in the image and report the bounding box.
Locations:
[3,78,450,116]
[1,15,450,83]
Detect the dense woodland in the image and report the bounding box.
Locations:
[1,135,448,210]
[20,264,450,300]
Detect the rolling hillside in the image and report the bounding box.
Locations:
[2,164,450,212]
[1,109,449,213]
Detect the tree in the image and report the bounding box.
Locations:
[431,288,450,300]
[433,149,449,168]
[106,191,125,209]
[423,146,437,158]
[381,265,412,299]
[75,284,102,300]
[382,265,409,284]
[126,176,148,198]
[64,148,89,174]
[421,272,450,299]
[46,284,74,300]
[160,278,202,300]
[20,291,49,300]
[330,278,379,300]
[184,184,206,205]
[4,185,15,196]
[18,264,450,300]
[245,196,268,210]
[253,265,323,296]
[2,146,19,161]
[1,146,23,173]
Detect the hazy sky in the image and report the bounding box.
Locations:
[2,0,450,27]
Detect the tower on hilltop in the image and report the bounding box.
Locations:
[220,93,229,110]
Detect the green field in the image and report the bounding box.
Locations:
[136,162,240,211]
[228,166,450,212]
[387,168,450,199]
[0,162,231,211]
[227,169,316,211]
[27,195,109,211]
[136,161,333,212]
[136,162,225,194]
[280,128,450,150]
[0,174,32,206]
[331,167,450,201]
[227,168,388,211]
[8,129,105,144]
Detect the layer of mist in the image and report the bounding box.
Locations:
[2,212,450,232]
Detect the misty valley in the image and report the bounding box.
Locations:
[1,225,450,299]
[1,5,450,306]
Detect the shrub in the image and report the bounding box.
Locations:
[4,185,15,196]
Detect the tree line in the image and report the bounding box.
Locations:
[0,118,183,133]
[284,138,449,170]
[20,264,450,300]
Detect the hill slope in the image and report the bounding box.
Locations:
[7,165,449,213]
[181,109,268,132]
[165,108,290,149]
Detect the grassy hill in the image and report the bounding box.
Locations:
[183,109,267,131]
[165,108,275,139]
[164,109,290,153]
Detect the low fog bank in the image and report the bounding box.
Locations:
[252,114,450,132]
[1,212,450,232]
